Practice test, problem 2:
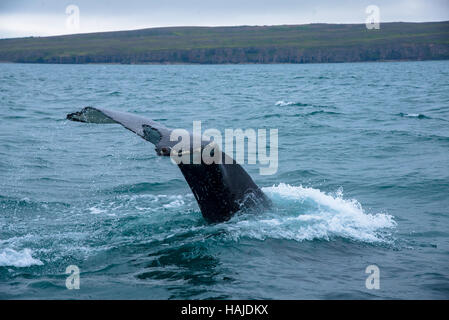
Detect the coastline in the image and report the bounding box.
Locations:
[1,22,448,65]
[0,58,447,66]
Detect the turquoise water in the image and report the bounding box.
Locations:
[0,61,448,299]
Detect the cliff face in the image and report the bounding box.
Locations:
[22,43,448,64]
[1,22,448,64]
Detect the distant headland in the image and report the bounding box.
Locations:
[0,21,448,64]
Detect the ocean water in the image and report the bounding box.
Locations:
[0,61,448,299]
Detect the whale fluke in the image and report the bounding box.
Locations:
[67,107,270,223]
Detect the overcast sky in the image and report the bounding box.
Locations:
[1,0,448,38]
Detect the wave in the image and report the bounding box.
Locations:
[110,179,186,194]
[304,110,341,116]
[0,184,396,270]
[71,184,396,244]
[275,100,309,107]
[0,248,43,267]
[397,112,430,119]
[221,183,396,243]
[275,100,336,109]
[86,193,196,217]
[0,195,70,212]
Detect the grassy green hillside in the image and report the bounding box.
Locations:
[0,21,448,64]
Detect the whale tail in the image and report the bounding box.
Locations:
[67,107,270,222]
[67,106,173,154]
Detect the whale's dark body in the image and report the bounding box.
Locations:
[67,107,270,223]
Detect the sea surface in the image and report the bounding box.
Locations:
[0,61,448,299]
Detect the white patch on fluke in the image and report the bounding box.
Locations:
[224,183,396,243]
[0,248,43,267]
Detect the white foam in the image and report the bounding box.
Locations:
[401,113,427,118]
[85,194,194,215]
[89,206,107,214]
[275,100,294,107]
[0,248,43,267]
[123,193,193,202]
[163,198,185,208]
[224,183,396,243]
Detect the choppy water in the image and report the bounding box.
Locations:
[0,61,448,299]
